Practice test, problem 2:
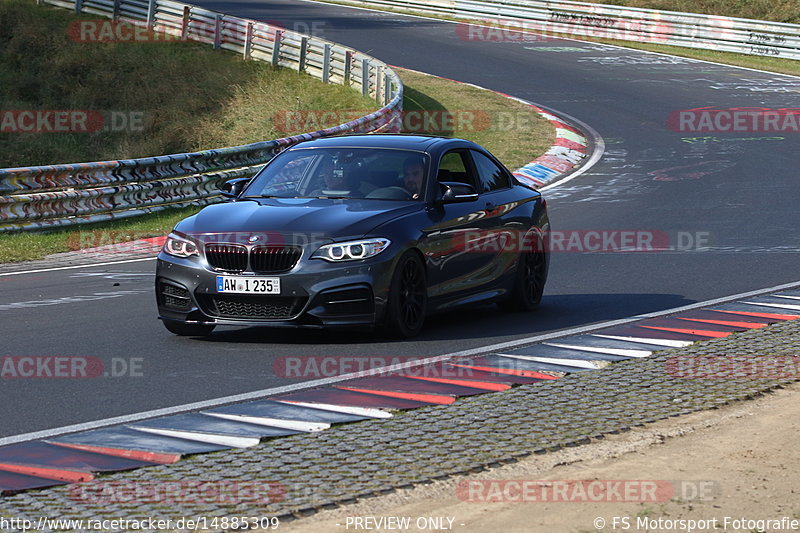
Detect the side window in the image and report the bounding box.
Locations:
[438,150,477,188]
[471,150,511,193]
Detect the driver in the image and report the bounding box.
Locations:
[402,156,425,199]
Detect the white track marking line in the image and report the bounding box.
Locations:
[276,401,393,419]
[742,301,800,311]
[127,426,259,448]
[543,342,652,358]
[201,412,329,432]
[3,278,800,447]
[498,353,609,369]
[591,334,692,348]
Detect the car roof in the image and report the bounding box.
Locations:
[286,134,476,153]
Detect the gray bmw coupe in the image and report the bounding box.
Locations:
[156,134,549,338]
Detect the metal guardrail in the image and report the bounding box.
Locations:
[329,0,800,60]
[0,0,403,232]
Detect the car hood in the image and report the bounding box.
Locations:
[174,198,421,245]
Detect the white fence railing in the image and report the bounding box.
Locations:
[328,0,800,60]
[0,0,403,232]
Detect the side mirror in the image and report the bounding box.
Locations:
[438,181,479,204]
[219,177,251,199]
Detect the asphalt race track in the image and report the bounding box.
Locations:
[2,0,799,439]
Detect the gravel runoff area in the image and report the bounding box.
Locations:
[0,300,797,532]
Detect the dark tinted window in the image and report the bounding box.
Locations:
[471,150,510,193]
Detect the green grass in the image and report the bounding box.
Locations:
[0,0,377,167]
[0,207,202,263]
[397,67,553,170]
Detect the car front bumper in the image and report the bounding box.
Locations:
[155,252,396,329]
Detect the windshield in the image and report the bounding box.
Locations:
[244,147,430,200]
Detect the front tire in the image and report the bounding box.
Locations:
[162,320,216,337]
[383,251,427,338]
[499,248,547,312]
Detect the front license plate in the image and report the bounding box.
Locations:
[216,276,281,294]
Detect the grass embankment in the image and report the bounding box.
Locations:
[0,0,375,167]
[0,3,554,263]
[397,67,553,171]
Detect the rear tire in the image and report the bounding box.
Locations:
[383,251,427,338]
[499,248,547,312]
[162,320,215,337]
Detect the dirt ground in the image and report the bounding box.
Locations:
[275,381,800,533]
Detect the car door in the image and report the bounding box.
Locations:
[419,149,499,303]
[466,148,532,288]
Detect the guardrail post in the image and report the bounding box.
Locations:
[243,22,254,60]
[361,59,370,96]
[322,44,332,83]
[383,73,391,105]
[376,65,384,103]
[112,0,121,20]
[181,6,190,40]
[146,0,156,29]
[271,30,283,66]
[299,37,308,72]
[214,15,223,50]
[344,50,353,85]
[74,0,83,15]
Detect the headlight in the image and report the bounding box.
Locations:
[312,238,391,262]
[163,232,199,258]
